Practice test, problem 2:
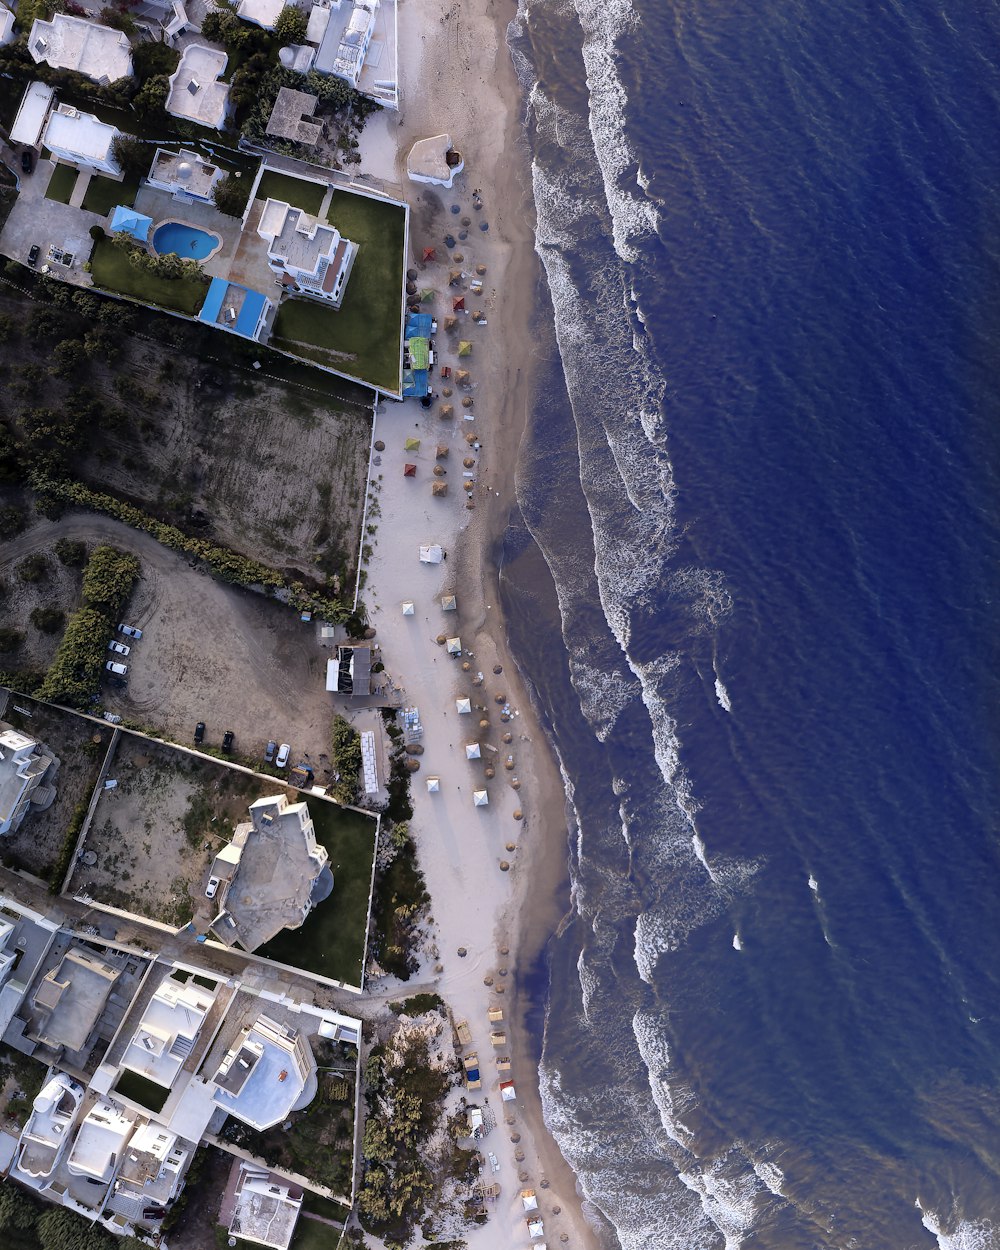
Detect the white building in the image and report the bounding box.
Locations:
[229,1164,303,1250]
[146,147,224,203]
[119,976,216,1092]
[0,728,57,837]
[237,0,285,29]
[212,1015,315,1131]
[166,44,230,130]
[28,15,133,85]
[9,81,54,149]
[257,197,356,307]
[43,103,121,177]
[0,4,16,46]
[114,1122,189,1208]
[15,1074,84,1182]
[66,1100,137,1186]
[314,0,378,88]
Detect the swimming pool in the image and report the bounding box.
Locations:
[151,221,222,261]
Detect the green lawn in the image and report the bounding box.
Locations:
[270,191,405,392]
[89,237,209,316]
[257,798,376,985]
[292,1217,341,1250]
[82,171,141,216]
[44,163,79,204]
[255,169,326,215]
[113,1069,170,1113]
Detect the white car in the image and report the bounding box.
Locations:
[118,624,142,639]
[275,743,291,768]
[105,661,128,676]
[488,1151,500,1173]
[108,640,130,656]
[205,876,220,900]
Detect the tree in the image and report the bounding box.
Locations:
[0,1183,37,1230]
[38,1207,115,1250]
[0,628,24,651]
[30,606,64,634]
[274,3,307,44]
[132,73,169,117]
[111,134,149,179]
[54,538,87,566]
[51,338,88,379]
[211,172,247,218]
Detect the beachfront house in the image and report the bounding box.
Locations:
[28,15,133,85]
[228,1165,304,1250]
[198,278,273,342]
[257,198,357,307]
[117,976,217,1093]
[0,4,15,46]
[211,1014,315,1130]
[44,103,121,176]
[313,0,378,88]
[146,148,224,204]
[0,727,57,837]
[166,44,230,129]
[266,87,323,147]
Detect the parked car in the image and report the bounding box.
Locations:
[194,722,206,745]
[222,730,234,753]
[107,640,130,656]
[20,149,32,174]
[105,661,127,676]
[118,624,142,639]
[26,244,39,266]
[275,743,291,768]
[264,740,277,764]
[205,876,220,900]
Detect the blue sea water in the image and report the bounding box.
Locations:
[502,0,1000,1246]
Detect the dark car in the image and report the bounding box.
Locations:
[27,244,39,267]
[194,722,206,745]
[264,740,277,764]
[20,149,32,174]
[222,729,234,753]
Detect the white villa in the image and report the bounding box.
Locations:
[0,3,15,46]
[313,0,378,88]
[119,977,216,1091]
[44,103,121,177]
[237,0,284,29]
[28,15,133,85]
[0,727,57,837]
[166,44,229,129]
[66,1100,137,1188]
[15,1074,84,1182]
[229,1164,303,1250]
[146,147,224,203]
[257,197,356,307]
[113,1122,190,1209]
[211,1014,315,1131]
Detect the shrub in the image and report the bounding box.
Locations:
[54,537,87,565]
[274,3,308,44]
[81,543,141,617]
[17,553,49,582]
[110,134,149,179]
[330,714,362,804]
[30,606,64,634]
[0,505,25,537]
[0,1182,38,1230]
[0,627,23,651]
[48,799,87,893]
[212,172,247,217]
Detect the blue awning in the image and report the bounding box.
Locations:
[109,205,152,242]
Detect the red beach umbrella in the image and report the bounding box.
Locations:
[403,463,417,477]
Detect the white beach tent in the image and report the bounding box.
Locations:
[526,1216,545,1238]
[521,1190,539,1212]
[473,789,489,807]
[456,697,472,714]
[426,776,441,792]
[441,594,458,611]
[446,636,462,655]
[465,742,481,760]
[420,544,444,564]
[401,601,415,616]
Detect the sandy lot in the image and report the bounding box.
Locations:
[2,514,340,766]
[0,693,112,882]
[69,733,266,927]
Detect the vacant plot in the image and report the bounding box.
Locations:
[254,170,326,215]
[271,190,405,393]
[89,236,209,315]
[82,172,141,217]
[44,164,78,205]
[0,694,112,884]
[69,733,262,927]
[258,797,377,986]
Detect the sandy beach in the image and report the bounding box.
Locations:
[359,0,604,1247]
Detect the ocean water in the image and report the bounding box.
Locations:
[501,1,1000,1247]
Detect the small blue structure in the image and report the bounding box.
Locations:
[109,205,153,243]
[198,276,272,342]
[403,311,434,398]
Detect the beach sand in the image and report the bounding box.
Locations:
[358,0,606,1247]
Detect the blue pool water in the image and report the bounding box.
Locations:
[151,221,220,260]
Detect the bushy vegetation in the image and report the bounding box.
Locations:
[29,472,352,622]
[389,993,444,1017]
[111,231,207,283]
[48,798,89,894]
[211,172,248,217]
[274,3,308,43]
[37,544,139,706]
[240,65,378,156]
[330,714,362,804]
[30,606,64,634]
[371,820,428,981]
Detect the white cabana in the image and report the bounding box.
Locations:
[526,1216,544,1238]
[401,601,415,615]
[473,789,489,807]
[465,743,481,760]
[446,636,461,655]
[521,1190,539,1211]
[426,776,441,792]
[420,544,444,564]
[456,698,472,714]
[441,594,457,611]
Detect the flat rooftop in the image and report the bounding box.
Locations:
[9,81,54,149]
[237,0,284,27]
[150,148,221,199]
[28,15,133,84]
[166,44,229,129]
[259,199,338,277]
[213,1019,312,1129]
[44,106,117,163]
[29,945,122,1053]
[266,87,322,145]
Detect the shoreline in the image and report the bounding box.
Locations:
[357,0,604,1244]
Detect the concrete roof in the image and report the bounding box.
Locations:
[166,44,229,129]
[0,6,14,46]
[258,198,339,278]
[16,1074,83,1180]
[44,105,118,165]
[28,15,133,84]
[407,134,463,188]
[120,976,215,1089]
[29,946,121,1053]
[66,1100,136,1183]
[212,1015,314,1130]
[237,0,284,28]
[230,1165,303,1250]
[149,147,222,199]
[9,82,54,148]
[266,87,322,145]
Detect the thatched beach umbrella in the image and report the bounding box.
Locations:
[456,368,471,385]
[444,314,458,330]
[436,444,449,458]
[465,431,478,444]
[449,269,462,285]
[466,500,475,509]
[440,404,454,419]
[463,481,474,493]
[442,386,453,396]
[433,464,446,477]
[454,250,465,261]
[476,263,487,275]
[432,481,447,497]
[463,456,475,468]
[462,397,474,408]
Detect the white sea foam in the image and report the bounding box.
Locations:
[732,932,742,951]
[917,1203,999,1250]
[808,874,819,892]
[568,656,641,741]
[715,677,732,712]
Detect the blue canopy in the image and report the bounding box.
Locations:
[198,277,270,340]
[109,205,152,242]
